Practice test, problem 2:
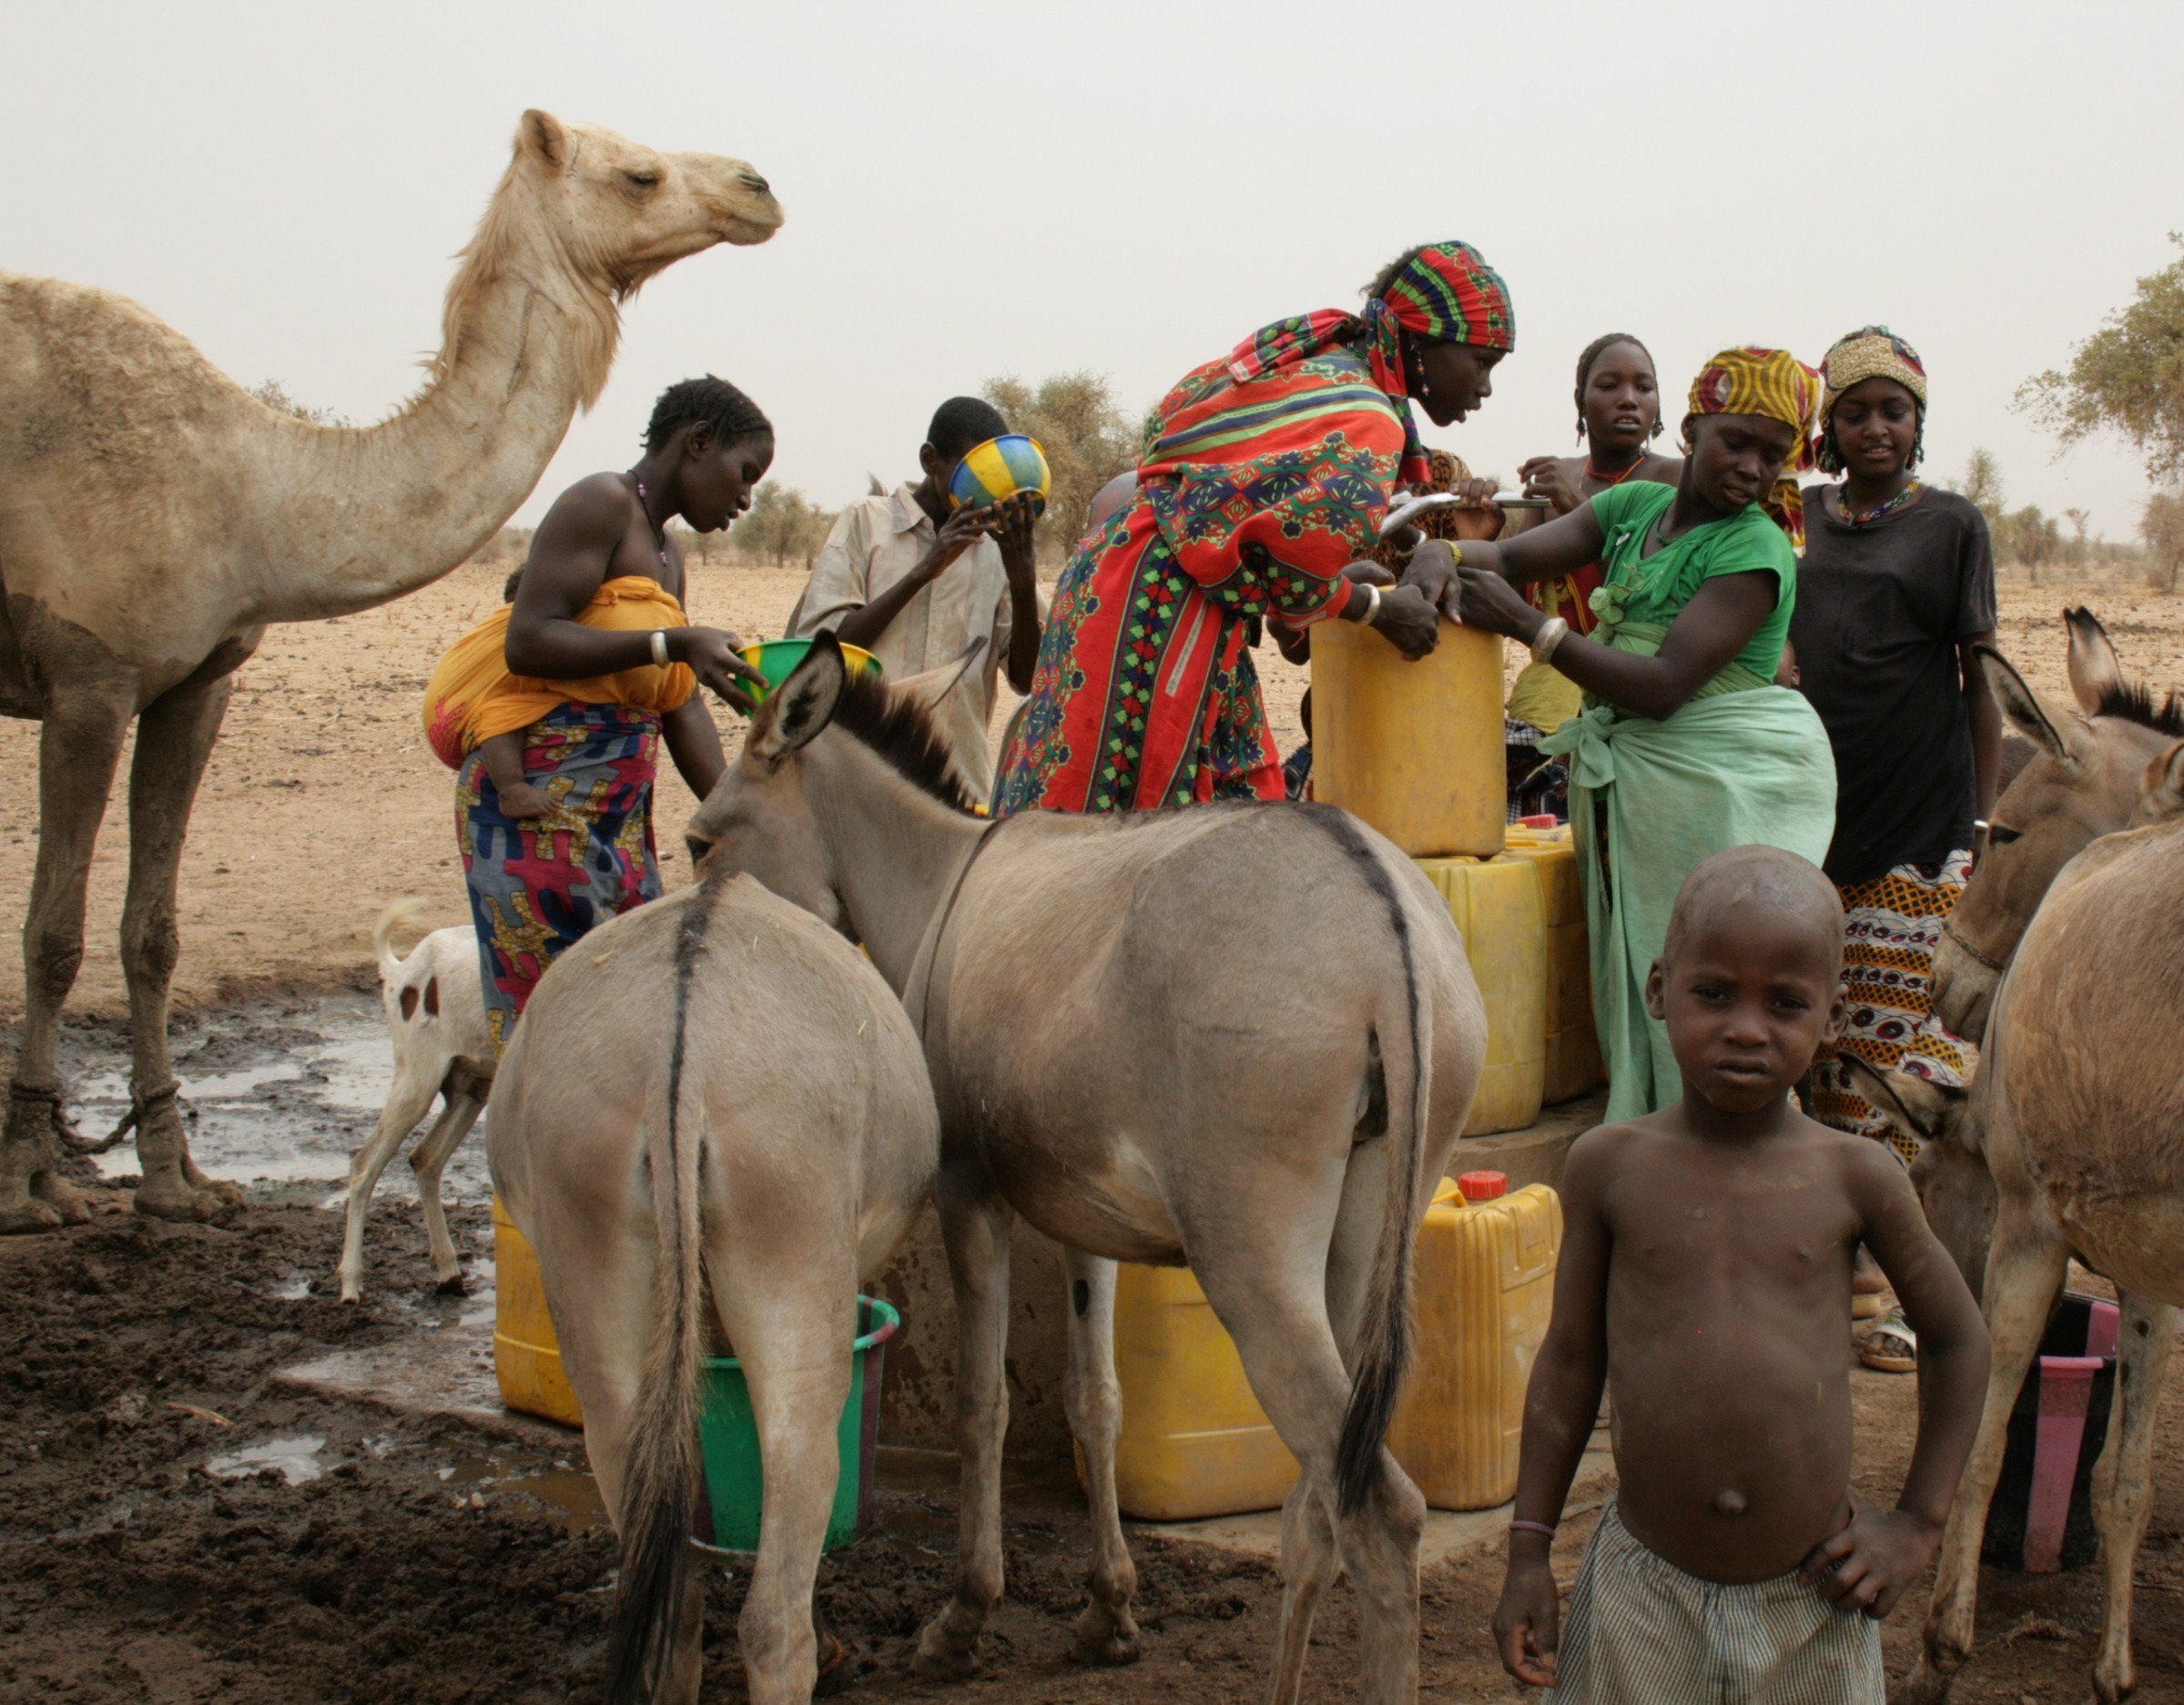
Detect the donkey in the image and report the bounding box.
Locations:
[1847,698,2184,1696]
[1931,606,2184,1040]
[686,634,1488,1705]
[488,870,940,1705]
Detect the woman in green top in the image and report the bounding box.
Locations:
[1403,348,1836,1119]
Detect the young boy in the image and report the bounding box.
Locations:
[1492,846,1989,1703]
[787,396,1041,801]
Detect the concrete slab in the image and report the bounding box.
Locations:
[1143,1439,1615,1568]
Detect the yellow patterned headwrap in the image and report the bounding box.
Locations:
[1686,347,1821,548]
[1815,325,1926,474]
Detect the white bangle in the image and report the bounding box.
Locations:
[1529,615,1569,665]
[1360,582,1384,626]
[649,628,671,668]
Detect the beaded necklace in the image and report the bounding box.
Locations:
[1839,480,1922,526]
[1583,455,1649,490]
[630,475,672,571]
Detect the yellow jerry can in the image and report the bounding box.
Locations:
[1106,1176,1563,1521]
[1311,618,1506,858]
[1413,855,1548,1136]
[1387,1173,1564,1510]
[493,1196,584,1428]
[1504,825,1603,1103]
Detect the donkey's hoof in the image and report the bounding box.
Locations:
[909,1622,981,1681]
[1072,1628,1142,1669]
[1889,1659,1957,1705]
[32,1171,95,1225]
[0,1194,65,1235]
[434,1267,470,1295]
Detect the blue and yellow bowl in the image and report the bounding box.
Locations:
[948,433,1051,518]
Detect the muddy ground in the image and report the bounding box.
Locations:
[5,1007,2184,1704]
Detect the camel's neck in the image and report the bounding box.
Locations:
[811,740,990,997]
[248,211,609,624]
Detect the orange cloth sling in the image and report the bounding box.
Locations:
[422,576,696,769]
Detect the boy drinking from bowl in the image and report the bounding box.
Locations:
[787,396,1041,801]
[1492,846,1989,1703]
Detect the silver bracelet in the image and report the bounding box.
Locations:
[1529,615,1569,665]
[649,628,671,668]
[1360,582,1384,626]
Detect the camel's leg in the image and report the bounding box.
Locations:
[1061,1249,1139,1666]
[723,1249,857,1705]
[912,1164,1014,1680]
[123,673,243,1221]
[2091,1294,2176,1705]
[339,1062,447,1302]
[2,686,133,1233]
[408,1087,485,1293]
[1897,1203,2069,1705]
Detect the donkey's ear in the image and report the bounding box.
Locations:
[895,636,989,711]
[1841,1055,1967,1151]
[750,634,847,761]
[1976,646,2091,769]
[2136,740,2184,824]
[2064,606,2122,715]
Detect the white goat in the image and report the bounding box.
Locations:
[339,900,494,1302]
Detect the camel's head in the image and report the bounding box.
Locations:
[1840,1057,1994,1304]
[1930,609,2184,1040]
[512,110,782,290]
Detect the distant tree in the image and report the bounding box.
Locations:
[2143,490,2184,593]
[2063,506,2093,564]
[247,378,348,427]
[2018,235,2184,486]
[980,371,1139,563]
[733,482,836,571]
[1999,505,2063,583]
[1954,447,2007,527]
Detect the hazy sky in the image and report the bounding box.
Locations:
[9,1,2180,541]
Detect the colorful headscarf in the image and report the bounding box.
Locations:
[1686,347,1822,548]
[1815,325,1927,474]
[1225,241,1516,485]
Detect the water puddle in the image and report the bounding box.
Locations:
[433,1449,605,1534]
[52,991,495,1203]
[206,1434,328,1486]
[268,1275,314,1301]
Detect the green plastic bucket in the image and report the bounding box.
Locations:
[695,1295,899,1555]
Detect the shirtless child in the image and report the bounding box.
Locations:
[1492,846,1989,1703]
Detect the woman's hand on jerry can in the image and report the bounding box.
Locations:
[1374,584,1442,660]
[1454,564,1535,637]
[1398,538,1461,614]
[1450,477,1505,542]
[1342,558,1398,587]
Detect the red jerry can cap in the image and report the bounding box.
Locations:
[1518,814,1559,829]
[1457,1170,1508,1202]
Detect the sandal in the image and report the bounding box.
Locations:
[1860,1307,1917,1374]
[1852,1246,1892,1319]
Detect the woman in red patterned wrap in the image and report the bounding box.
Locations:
[992,241,1515,816]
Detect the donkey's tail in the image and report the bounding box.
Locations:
[604,888,722,1705]
[1306,813,1434,1518]
[372,897,430,985]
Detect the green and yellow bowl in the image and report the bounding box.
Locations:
[736,638,882,710]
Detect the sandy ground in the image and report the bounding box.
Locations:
[5,556,2177,1022]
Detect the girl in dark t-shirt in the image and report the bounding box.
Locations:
[1793,327,2000,1182]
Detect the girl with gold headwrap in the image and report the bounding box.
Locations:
[1400,347,1836,1121]
[1791,327,2000,1199]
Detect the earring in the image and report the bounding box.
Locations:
[1576,415,1587,443]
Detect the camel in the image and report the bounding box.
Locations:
[686,634,1490,1705]
[1853,734,2184,1705]
[489,869,939,1705]
[1930,607,2184,1040]
[0,109,782,1233]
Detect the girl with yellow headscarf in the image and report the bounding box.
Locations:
[1400,347,1837,1119]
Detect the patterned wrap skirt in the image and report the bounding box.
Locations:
[1810,851,1975,1160]
[456,701,665,1052]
